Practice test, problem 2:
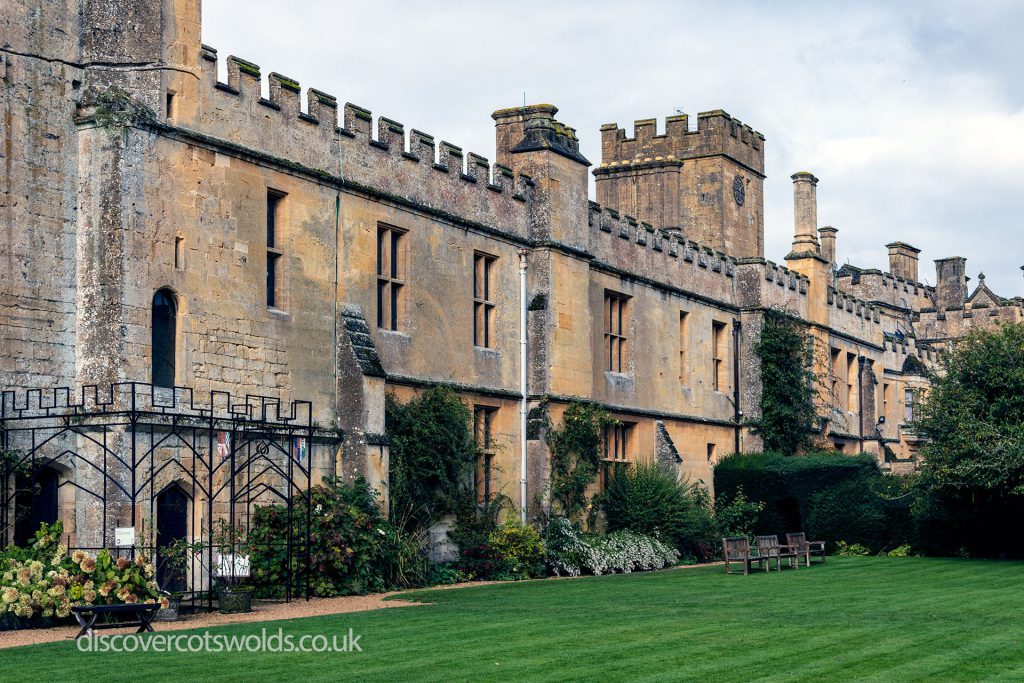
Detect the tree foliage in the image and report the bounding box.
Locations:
[753,308,818,453]
[386,387,476,530]
[546,401,611,522]
[916,323,1024,497]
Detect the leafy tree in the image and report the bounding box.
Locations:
[753,309,818,453]
[916,323,1024,497]
[386,387,476,530]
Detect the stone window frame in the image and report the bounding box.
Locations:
[266,189,287,310]
[603,290,630,374]
[473,251,497,349]
[711,320,728,392]
[376,223,407,331]
[678,310,690,386]
[600,419,634,491]
[473,404,498,503]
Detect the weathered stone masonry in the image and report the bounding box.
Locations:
[3,0,1021,543]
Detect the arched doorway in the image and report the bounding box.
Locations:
[13,467,60,547]
[156,485,190,592]
[152,289,177,388]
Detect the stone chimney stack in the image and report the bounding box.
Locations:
[492,104,559,169]
[886,242,921,282]
[818,226,837,265]
[790,172,820,255]
[935,256,967,311]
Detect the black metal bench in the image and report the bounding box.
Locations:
[71,603,161,639]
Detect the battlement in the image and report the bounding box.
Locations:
[836,264,934,295]
[585,200,755,303]
[337,103,535,237]
[198,45,340,173]
[597,109,765,175]
[828,286,883,325]
[191,45,534,237]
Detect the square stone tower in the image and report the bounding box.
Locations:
[593,111,765,258]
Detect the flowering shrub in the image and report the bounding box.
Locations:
[1,522,161,630]
[487,519,545,579]
[544,517,679,577]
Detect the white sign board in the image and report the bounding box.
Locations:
[215,554,251,578]
[114,527,136,547]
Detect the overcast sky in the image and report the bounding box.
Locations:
[203,0,1023,295]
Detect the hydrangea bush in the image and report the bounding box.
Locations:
[1,522,162,629]
[544,517,679,577]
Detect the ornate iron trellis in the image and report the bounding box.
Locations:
[0,382,317,608]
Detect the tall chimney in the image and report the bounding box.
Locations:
[886,242,921,282]
[818,226,838,265]
[934,257,967,311]
[791,172,820,255]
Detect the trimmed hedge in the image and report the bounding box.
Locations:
[713,452,911,552]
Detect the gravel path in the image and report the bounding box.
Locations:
[0,562,719,650]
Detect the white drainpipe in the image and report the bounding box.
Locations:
[518,249,529,522]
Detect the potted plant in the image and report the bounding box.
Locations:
[217,581,255,614]
[153,538,202,621]
[212,519,253,613]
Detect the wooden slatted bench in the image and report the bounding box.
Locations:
[722,536,771,575]
[786,532,826,567]
[755,534,800,570]
[71,603,161,639]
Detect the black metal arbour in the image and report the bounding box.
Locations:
[0,382,317,608]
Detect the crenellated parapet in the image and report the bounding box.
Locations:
[826,286,887,343]
[338,103,535,238]
[189,45,534,237]
[836,264,935,312]
[597,110,765,176]
[585,200,744,303]
[197,45,340,173]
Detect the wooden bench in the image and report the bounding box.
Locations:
[786,532,826,567]
[723,536,771,575]
[755,535,800,570]
[71,603,161,639]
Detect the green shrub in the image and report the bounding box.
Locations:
[885,544,913,557]
[424,562,468,586]
[713,451,911,553]
[248,477,427,598]
[713,486,765,539]
[836,541,870,557]
[487,519,545,579]
[600,462,718,561]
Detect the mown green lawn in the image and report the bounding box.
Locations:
[5,557,1024,682]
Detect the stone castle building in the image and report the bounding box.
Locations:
[2,0,1021,550]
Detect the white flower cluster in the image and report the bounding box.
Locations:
[545,518,679,577]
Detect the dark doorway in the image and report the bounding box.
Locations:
[152,289,177,388]
[13,468,60,547]
[156,486,189,592]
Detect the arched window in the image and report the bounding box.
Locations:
[14,467,60,547]
[152,289,177,388]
